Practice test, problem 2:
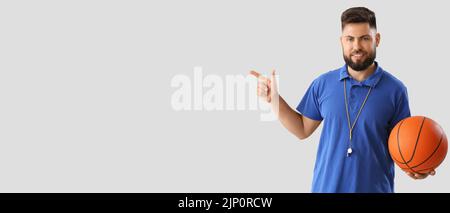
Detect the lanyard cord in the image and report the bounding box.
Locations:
[343,79,372,146]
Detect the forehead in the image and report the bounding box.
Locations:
[342,23,376,37]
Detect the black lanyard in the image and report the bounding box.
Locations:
[343,78,372,157]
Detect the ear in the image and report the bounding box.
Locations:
[375,33,380,47]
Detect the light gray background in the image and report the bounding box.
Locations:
[1,0,449,192]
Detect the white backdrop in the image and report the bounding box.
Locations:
[0,0,449,192]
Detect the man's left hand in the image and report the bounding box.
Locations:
[406,170,435,180]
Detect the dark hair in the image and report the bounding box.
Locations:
[341,7,376,30]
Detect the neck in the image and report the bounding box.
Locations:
[347,63,376,82]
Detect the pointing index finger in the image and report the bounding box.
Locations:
[249,70,261,78]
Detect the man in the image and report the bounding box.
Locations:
[250,7,435,193]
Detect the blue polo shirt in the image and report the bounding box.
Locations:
[296,62,411,193]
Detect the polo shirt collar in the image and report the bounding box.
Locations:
[339,61,384,87]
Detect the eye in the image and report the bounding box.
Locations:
[347,37,354,42]
[363,37,371,41]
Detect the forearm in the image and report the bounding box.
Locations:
[250,70,318,140]
[273,96,308,140]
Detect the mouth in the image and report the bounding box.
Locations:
[351,53,365,60]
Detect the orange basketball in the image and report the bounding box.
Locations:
[388,116,448,174]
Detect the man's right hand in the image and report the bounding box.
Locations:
[249,70,278,103]
[249,69,321,140]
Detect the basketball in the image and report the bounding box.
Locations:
[388,116,448,174]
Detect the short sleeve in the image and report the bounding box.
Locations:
[296,79,323,121]
[389,86,411,130]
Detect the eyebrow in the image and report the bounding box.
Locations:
[344,35,371,38]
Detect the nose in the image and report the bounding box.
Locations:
[353,39,362,50]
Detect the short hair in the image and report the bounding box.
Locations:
[341,7,377,30]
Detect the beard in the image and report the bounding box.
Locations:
[343,49,376,71]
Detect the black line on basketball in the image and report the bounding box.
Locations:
[397,118,419,173]
[390,121,405,164]
[404,117,426,164]
[410,132,443,169]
